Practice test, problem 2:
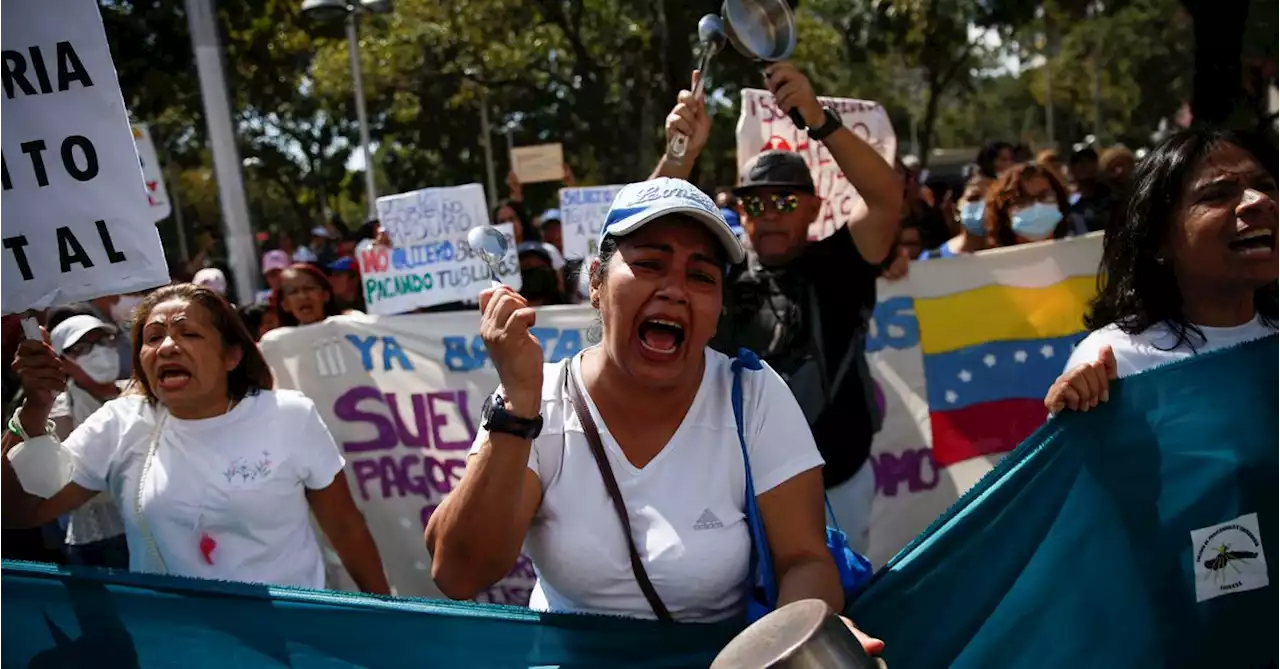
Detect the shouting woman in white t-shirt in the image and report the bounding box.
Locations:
[1047,129,1277,412]
[3,283,390,594]
[426,178,884,656]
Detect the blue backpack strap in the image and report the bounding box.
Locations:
[731,348,778,609]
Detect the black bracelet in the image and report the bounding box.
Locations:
[807,107,843,142]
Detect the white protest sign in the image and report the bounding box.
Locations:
[558,185,623,260]
[1,0,170,314]
[366,182,522,315]
[131,123,171,221]
[735,90,897,241]
[509,143,564,184]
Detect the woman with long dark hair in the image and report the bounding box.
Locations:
[3,284,389,592]
[1046,129,1277,412]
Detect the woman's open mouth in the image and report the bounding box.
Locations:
[156,362,193,391]
[638,318,685,357]
[1228,228,1276,258]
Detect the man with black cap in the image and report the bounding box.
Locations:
[652,62,902,554]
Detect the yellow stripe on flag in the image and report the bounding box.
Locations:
[915,275,1097,355]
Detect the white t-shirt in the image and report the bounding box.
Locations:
[63,389,346,588]
[1065,316,1277,378]
[470,348,824,623]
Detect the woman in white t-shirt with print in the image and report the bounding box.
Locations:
[3,283,389,594]
[1047,129,1277,412]
[425,178,884,656]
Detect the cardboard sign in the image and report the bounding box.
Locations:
[367,184,521,314]
[509,143,564,184]
[131,123,170,221]
[736,90,897,241]
[1,0,170,313]
[557,185,623,260]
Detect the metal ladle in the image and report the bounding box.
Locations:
[666,14,726,165]
[467,225,510,288]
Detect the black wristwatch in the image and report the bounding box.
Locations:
[807,106,843,142]
[481,392,543,440]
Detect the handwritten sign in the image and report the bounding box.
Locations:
[369,184,522,314]
[131,123,170,221]
[558,185,623,260]
[509,143,564,184]
[1,0,169,314]
[736,89,897,241]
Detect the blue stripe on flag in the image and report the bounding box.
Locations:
[922,333,1087,411]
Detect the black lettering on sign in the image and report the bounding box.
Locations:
[61,136,98,182]
[1,42,93,100]
[55,42,93,92]
[3,236,33,280]
[2,50,37,98]
[20,140,49,187]
[96,220,126,263]
[56,226,93,272]
[28,45,53,94]
[1,153,10,191]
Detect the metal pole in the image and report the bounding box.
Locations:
[479,86,497,209]
[347,12,378,221]
[185,0,257,305]
[169,161,189,261]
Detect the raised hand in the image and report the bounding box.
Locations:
[478,286,543,418]
[12,333,66,412]
[665,70,712,159]
[764,62,824,129]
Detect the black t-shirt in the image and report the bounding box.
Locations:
[711,230,881,488]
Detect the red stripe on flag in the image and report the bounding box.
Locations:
[929,398,1049,467]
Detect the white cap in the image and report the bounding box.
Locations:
[192,267,228,295]
[600,178,745,264]
[50,315,116,355]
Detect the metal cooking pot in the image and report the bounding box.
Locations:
[711,600,883,669]
[721,0,797,63]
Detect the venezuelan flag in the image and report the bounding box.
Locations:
[909,235,1102,467]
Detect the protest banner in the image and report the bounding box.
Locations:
[261,235,1104,592]
[368,183,522,315]
[131,123,171,221]
[510,143,565,184]
[863,233,1102,565]
[558,184,624,260]
[854,335,1277,668]
[1,0,169,314]
[735,89,897,241]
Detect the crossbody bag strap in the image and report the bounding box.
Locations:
[135,409,169,574]
[564,358,672,622]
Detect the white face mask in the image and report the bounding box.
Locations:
[74,345,121,384]
[110,295,143,325]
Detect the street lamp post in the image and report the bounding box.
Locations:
[301,0,390,222]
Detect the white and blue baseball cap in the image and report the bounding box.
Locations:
[600,178,746,265]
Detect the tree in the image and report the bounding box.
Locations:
[810,0,1003,166]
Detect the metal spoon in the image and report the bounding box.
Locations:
[467,225,510,288]
[666,14,727,164]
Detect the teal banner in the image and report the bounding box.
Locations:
[852,335,1279,668]
[1,561,740,668]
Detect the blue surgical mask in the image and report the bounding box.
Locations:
[959,201,986,237]
[1010,202,1063,241]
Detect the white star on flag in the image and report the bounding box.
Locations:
[958,369,972,382]
[1040,344,1055,358]
[945,390,959,404]
[1014,350,1028,363]
[983,354,997,367]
